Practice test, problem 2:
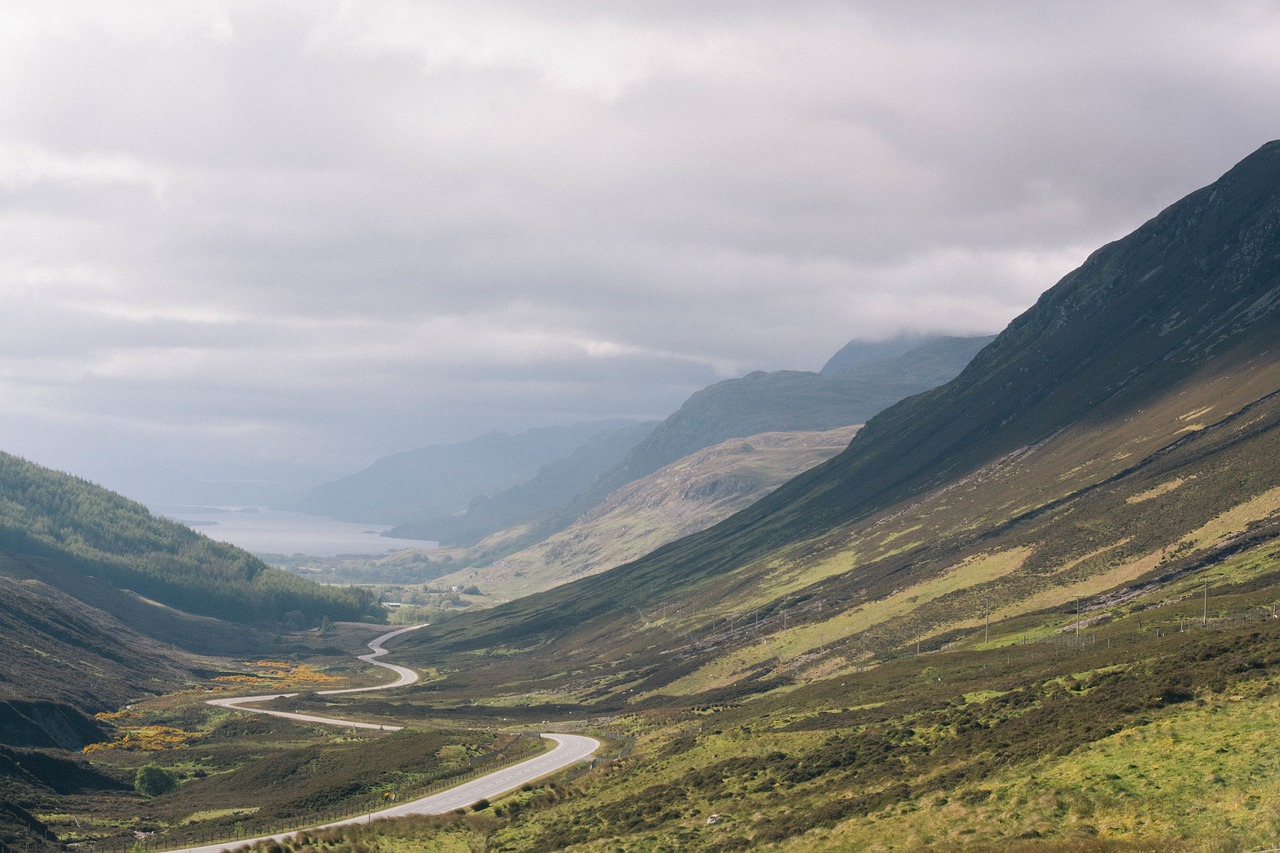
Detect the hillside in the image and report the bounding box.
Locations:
[296,421,641,526]
[387,141,1280,697]
[428,426,860,598]
[377,338,985,557]
[0,452,378,630]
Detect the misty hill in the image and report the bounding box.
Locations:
[818,332,945,375]
[295,421,641,526]
[387,335,989,555]
[389,420,655,544]
[574,334,994,510]
[392,141,1280,702]
[428,425,860,596]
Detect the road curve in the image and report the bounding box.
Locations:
[160,627,600,853]
[160,734,599,853]
[205,624,430,730]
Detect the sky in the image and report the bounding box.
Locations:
[2,1,1279,507]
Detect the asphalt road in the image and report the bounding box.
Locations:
[159,626,599,853]
[205,624,429,730]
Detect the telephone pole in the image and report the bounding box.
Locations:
[984,593,990,645]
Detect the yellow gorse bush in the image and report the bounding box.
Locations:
[84,725,198,754]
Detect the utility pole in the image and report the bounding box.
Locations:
[984,593,990,645]
[1203,581,1209,627]
[1076,597,1081,643]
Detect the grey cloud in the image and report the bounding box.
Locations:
[2,0,1278,503]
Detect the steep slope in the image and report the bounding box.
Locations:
[387,141,1280,699]
[296,421,640,526]
[389,420,657,545]
[431,426,859,597]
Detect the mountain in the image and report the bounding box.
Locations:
[388,336,988,567]
[388,420,656,545]
[818,331,938,375]
[393,141,1280,694]
[295,421,641,526]
[428,425,859,597]
[549,335,994,530]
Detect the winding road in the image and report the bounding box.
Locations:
[161,626,599,853]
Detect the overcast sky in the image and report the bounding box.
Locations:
[2,1,1278,505]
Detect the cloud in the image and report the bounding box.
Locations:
[1,0,1278,502]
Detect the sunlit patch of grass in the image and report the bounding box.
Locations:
[179,806,260,825]
[988,549,1166,626]
[1127,476,1195,505]
[1175,484,1280,554]
[643,548,1032,698]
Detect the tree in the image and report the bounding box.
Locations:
[134,764,177,797]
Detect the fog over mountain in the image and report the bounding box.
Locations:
[1,3,1277,505]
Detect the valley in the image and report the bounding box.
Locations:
[3,142,1280,852]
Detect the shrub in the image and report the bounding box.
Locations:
[134,764,177,797]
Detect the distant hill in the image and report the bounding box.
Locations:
[571,335,994,512]
[295,421,642,526]
[389,335,990,562]
[429,426,859,597]
[818,332,938,375]
[390,420,656,545]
